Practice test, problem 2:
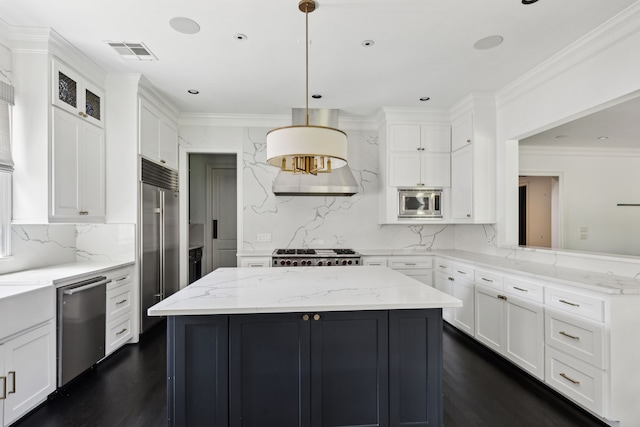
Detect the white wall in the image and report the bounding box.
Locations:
[180,121,458,251]
[520,147,640,256]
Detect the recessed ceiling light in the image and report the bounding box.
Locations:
[419,97,430,102]
[169,17,200,35]
[234,33,248,41]
[522,0,539,4]
[361,40,375,47]
[554,135,571,139]
[597,136,609,140]
[187,89,199,95]
[473,35,504,50]
[311,94,322,99]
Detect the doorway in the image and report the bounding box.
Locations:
[188,153,237,275]
[518,175,560,248]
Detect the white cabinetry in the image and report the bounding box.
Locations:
[52,59,104,128]
[434,259,454,323]
[449,94,496,223]
[51,107,105,221]
[434,259,474,335]
[105,267,134,356]
[139,97,178,170]
[377,111,452,224]
[239,257,272,268]
[0,321,56,427]
[387,123,451,188]
[388,256,433,286]
[474,271,544,380]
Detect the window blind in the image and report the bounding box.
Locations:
[0,80,14,171]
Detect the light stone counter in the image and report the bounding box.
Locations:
[148,266,462,316]
[435,249,640,294]
[0,261,135,286]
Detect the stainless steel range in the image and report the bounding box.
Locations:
[272,248,361,267]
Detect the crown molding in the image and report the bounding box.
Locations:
[519,145,640,158]
[496,2,640,109]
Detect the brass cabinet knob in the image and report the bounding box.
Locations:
[302,314,310,321]
[313,314,321,321]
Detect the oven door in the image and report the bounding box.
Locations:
[398,189,442,218]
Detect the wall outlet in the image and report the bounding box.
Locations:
[257,233,272,242]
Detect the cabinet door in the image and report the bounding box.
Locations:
[452,279,475,336]
[82,79,104,128]
[434,273,454,323]
[52,107,80,217]
[421,152,451,188]
[139,100,160,161]
[451,114,473,152]
[169,316,229,427]
[505,296,544,380]
[78,121,105,218]
[451,145,473,220]
[474,285,504,353]
[310,311,388,427]
[389,124,421,151]
[158,120,178,170]
[229,313,310,427]
[389,309,443,427]
[2,321,56,426]
[421,124,451,152]
[389,152,421,187]
[52,60,82,117]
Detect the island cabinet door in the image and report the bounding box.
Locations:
[167,316,229,427]
[229,313,312,427]
[389,309,443,427]
[310,311,389,427]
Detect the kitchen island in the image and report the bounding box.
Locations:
[149,266,462,427]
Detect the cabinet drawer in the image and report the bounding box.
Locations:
[106,313,132,355]
[107,284,132,321]
[389,257,432,269]
[434,259,451,274]
[363,257,388,267]
[545,309,604,368]
[452,263,474,281]
[475,269,504,291]
[545,287,604,322]
[504,277,543,303]
[108,268,133,290]
[545,347,603,415]
[240,257,271,268]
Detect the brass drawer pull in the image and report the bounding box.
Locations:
[457,270,467,275]
[79,211,89,215]
[559,372,580,385]
[559,299,580,308]
[448,277,454,281]
[116,328,128,336]
[513,286,528,292]
[481,277,493,283]
[497,295,507,301]
[559,331,580,341]
[8,371,15,394]
[115,276,128,282]
[404,263,416,266]
[116,299,128,305]
[438,264,447,269]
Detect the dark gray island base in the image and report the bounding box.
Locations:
[166,309,443,427]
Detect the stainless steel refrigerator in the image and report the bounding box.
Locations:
[140,158,179,333]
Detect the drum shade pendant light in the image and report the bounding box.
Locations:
[266,0,348,175]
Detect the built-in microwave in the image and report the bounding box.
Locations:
[398,188,442,218]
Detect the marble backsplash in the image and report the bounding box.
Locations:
[242,127,456,251]
[0,223,135,275]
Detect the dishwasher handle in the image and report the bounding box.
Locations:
[62,276,110,296]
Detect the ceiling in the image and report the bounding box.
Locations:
[0,0,637,118]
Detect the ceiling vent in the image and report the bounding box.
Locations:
[107,42,157,61]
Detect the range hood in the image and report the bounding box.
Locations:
[272,109,358,196]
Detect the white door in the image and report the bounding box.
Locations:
[207,168,237,272]
[474,285,505,353]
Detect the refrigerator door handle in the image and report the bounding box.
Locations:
[213,220,218,239]
[159,190,165,300]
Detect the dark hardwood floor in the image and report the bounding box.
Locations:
[14,320,608,427]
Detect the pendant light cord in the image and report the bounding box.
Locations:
[305,6,309,126]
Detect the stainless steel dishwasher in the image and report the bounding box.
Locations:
[57,275,109,387]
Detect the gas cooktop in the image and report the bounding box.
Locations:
[271,248,361,267]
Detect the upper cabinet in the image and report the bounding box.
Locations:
[53,60,104,128]
[449,94,497,223]
[378,111,452,224]
[139,96,178,170]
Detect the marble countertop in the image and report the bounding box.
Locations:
[434,250,640,295]
[148,266,462,316]
[0,261,135,286]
